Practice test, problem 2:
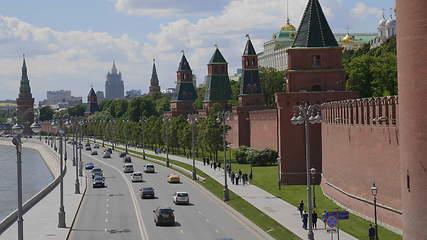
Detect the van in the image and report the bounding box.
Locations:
[123,163,134,173]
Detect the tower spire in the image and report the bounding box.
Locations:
[21,54,28,82]
[111,60,117,74]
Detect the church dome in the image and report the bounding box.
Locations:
[341,33,354,43]
[378,16,386,27]
[281,19,296,32]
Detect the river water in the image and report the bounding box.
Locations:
[0,145,53,221]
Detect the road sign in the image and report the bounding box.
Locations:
[326,216,338,228]
[325,211,349,220]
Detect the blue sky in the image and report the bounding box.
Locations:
[0,0,395,103]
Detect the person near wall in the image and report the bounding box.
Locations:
[368,224,376,240]
[302,211,308,229]
[298,200,304,218]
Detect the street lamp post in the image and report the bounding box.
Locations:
[78,120,85,177]
[140,117,147,160]
[371,182,379,240]
[66,119,80,194]
[311,168,317,208]
[163,117,171,167]
[217,111,231,201]
[53,114,67,228]
[11,123,26,240]
[187,114,198,180]
[291,103,321,240]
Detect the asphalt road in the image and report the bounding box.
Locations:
[69,143,267,240]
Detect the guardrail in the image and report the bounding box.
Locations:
[0,165,67,234]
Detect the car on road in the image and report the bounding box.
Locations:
[131,172,143,182]
[140,187,155,199]
[153,207,175,226]
[102,151,111,158]
[123,163,134,173]
[85,142,91,147]
[173,192,189,205]
[85,146,92,151]
[123,156,132,163]
[144,164,155,173]
[91,150,98,155]
[92,176,105,188]
[85,162,94,170]
[106,148,112,154]
[92,168,103,179]
[119,152,127,158]
[94,144,99,149]
[167,174,180,183]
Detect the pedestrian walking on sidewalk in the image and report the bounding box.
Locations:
[242,173,246,185]
[298,200,304,218]
[321,210,327,227]
[203,158,206,165]
[235,175,239,185]
[218,162,221,169]
[368,224,376,240]
[302,211,308,230]
[214,162,217,170]
[312,211,318,229]
[210,162,213,168]
[231,172,235,184]
[238,169,242,177]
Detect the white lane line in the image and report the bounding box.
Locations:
[106,203,109,208]
[197,210,202,215]
[179,230,184,234]
[86,154,149,240]
[105,219,108,223]
[107,198,110,202]
[206,219,210,223]
[215,229,219,233]
[106,210,109,214]
[105,228,108,232]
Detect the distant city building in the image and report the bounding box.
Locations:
[161,88,176,97]
[105,61,125,99]
[149,59,161,94]
[39,90,82,108]
[126,89,142,99]
[336,32,377,50]
[0,100,16,120]
[95,91,104,102]
[16,57,34,134]
[370,10,396,48]
[87,88,99,114]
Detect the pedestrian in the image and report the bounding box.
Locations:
[238,169,242,177]
[302,211,308,230]
[218,162,221,169]
[210,162,213,168]
[368,224,376,240]
[321,211,327,228]
[312,211,318,229]
[203,158,206,165]
[298,200,304,218]
[242,173,246,185]
[214,162,217,170]
[207,158,210,165]
[235,175,239,185]
[231,172,235,184]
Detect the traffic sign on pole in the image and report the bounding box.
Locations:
[326,216,338,228]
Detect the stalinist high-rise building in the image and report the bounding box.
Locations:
[16,56,35,134]
[105,61,124,99]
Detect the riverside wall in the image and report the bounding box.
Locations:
[321,96,401,232]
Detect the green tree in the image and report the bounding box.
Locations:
[68,104,86,117]
[259,67,285,107]
[39,106,54,121]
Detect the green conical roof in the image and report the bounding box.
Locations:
[243,39,257,56]
[178,54,191,71]
[209,48,227,64]
[292,0,338,48]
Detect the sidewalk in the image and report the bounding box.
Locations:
[0,139,86,240]
[102,140,357,240]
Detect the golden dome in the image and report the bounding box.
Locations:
[281,19,296,31]
[341,33,354,43]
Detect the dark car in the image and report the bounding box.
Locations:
[92,168,103,179]
[119,152,127,158]
[124,156,132,163]
[85,142,91,147]
[85,146,92,151]
[140,187,155,199]
[92,176,105,188]
[85,162,94,170]
[106,148,113,154]
[153,207,175,226]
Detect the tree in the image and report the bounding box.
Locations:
[259,67,285,107]
[228,78,240,107]
[39,106,54,121]
[67,104,86,117]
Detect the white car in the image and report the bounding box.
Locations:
[102,151,111,158]
[123,163,134,173]
[173,192,189,205]
[144,164,155,173]
[131,172,143,182]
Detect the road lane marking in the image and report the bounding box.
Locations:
[206,219,210,223]
[86,154,149,240]
[105,219,108,223]
[106,210,109,214]
[179,230,184,234]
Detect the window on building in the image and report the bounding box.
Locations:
[312,55,321,68]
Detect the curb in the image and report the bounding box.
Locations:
[65,173,88,240]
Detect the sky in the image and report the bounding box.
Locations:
[0,0,396,103]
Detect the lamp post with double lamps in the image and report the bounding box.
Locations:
[290,103,321,240]
[217,111,231,201]
[187,114,198,180]
[52,113,68,228]
[163,117,171,167]
[140,117,147,160]
[311,167,317,208]
[78,120,86,177]
[371,182,379,240]
[66,118,80,194]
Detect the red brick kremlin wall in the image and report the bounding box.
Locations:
[249,109,277,151]
[321,96,401,232]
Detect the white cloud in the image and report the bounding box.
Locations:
[0,16,148,102]
[351,2,381,18]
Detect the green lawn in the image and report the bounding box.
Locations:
[111,145,301,240]
[229,163,402,240]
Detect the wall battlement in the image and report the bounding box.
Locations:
[322,96,398,126]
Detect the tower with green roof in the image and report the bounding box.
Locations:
[202,47,232,111]
[87,87,99,114]
[16,56,35,134]
[167,53,197,117]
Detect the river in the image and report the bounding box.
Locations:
[0,145,53,221]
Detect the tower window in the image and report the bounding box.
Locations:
[312,55,321,67]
